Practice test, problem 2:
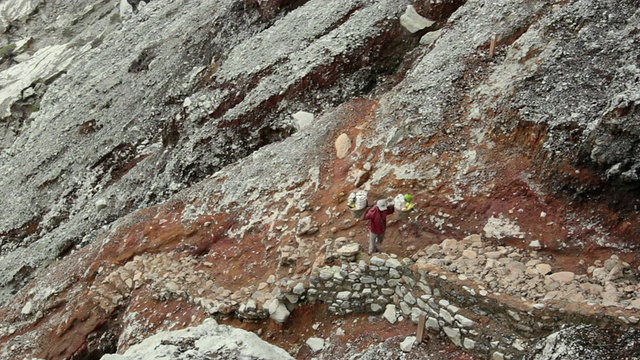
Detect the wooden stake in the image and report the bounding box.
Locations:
[416,313,427,342]
[489,34,497,58]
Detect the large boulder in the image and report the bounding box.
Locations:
[101,319,294,360]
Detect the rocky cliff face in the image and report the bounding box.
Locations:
[1,0,639,359]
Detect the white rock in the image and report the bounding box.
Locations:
[21,301,33,315]
[336,291,351,301]
[400,336,416,352]
[529,240,541,249]
[383,304,397,324]
[306,337,324,352]
[337,243,361,257]
[100,318,294,360]
[95,198,108,210]
[420,29,442,46]
[483,215,525,239]
[463,338,476,350]
[0,43,78,119]
[547,271,575,284]
[426,317,440,331]
[268,300,290,323]
[454,314,474,328]
[385,258,402,269]
[443,326,462,347]
[292,111,314,130]
[399,5,435,33]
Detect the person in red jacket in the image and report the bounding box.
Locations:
[363,199,394,254]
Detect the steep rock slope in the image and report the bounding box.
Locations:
[1,0,640,359]
[0,0,417,304]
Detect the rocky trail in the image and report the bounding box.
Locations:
[1,0,640,359]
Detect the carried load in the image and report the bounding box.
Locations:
[394,193,414,218]
[347,190,368,218]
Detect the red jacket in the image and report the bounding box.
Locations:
[364,205,394,234]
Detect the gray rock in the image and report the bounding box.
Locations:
[370,256,386,267]
[454,314,474,328]
[95,198,108,210]
[403,292,416,305]
[399,301,412,316]
[337,243,361,257]
[400,336,416,352]
[336,291,351,301]
[420,29,442,46]
[383,304,397,324]
[463,337,476,350]
[21,301,33,315]
[443,326,462,347]
[426,317,440,331]
[268,300,290,323]
[385,258,402,269]
[439,308,453,324]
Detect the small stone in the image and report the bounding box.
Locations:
[370,256,386,266]
[306,337,325,352]
[492,351,505,360]
[269,300,290,323]
[441,238,458,254]
[547,271,574,284]
[400,336,416,352]
[426,317,440,331]
[463,338,476,350]
[462,250,477,259]
[21,301,33,315]
[293,283,306,295]
[95,198,108,210]
[245,299,257,311]
[166,282,179,292]
[292,111,314,130]
[404,292,417,305]
[336,291,351,301]
[384,304,397,324]
[443,327,462,347]
[440,308,454,324]
[536,263,552,276]
[400,5,435,33]
[454,314,474,328]
[337,243,361,257]
[529,240,541,249]
[385,258,402,269]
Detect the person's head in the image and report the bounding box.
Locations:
[377,199,388,211]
